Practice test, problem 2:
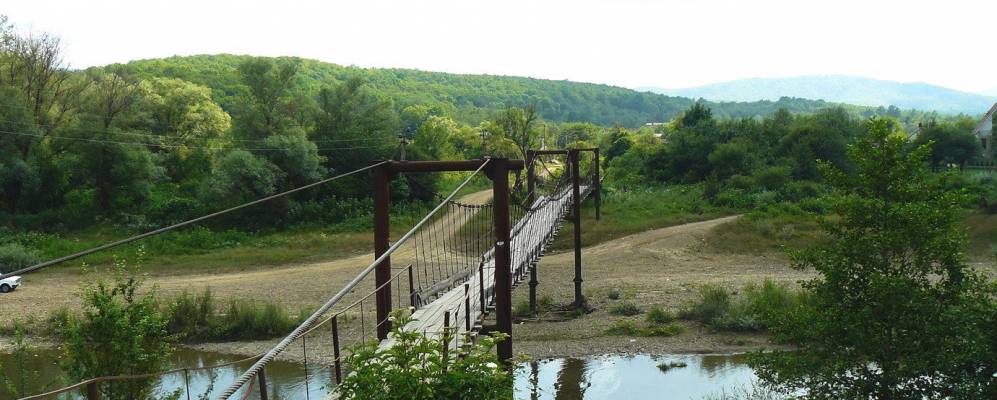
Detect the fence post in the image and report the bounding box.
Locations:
[373,162,393,340]
[478,261,486,321]
[443,311,451,372]
[526,150,536,206]
[258,369,270,400]
[331,315,342,384]
[408,265,417,309]
[570,149,584,308]
[490,157,514,361]
[465,283,472,331]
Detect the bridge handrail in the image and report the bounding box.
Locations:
[216,159,492,399]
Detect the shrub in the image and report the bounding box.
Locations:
[62,260,173,400]
[645,306,675,325]
[338,313,512,400]
[0,242,41,273]
[166,289,217,340]
[609,302,642,316]
[681,281,809,332]
[680,285,732,323]
[752,166,792,191]
[726,174,754,191]
[607,288,621,300]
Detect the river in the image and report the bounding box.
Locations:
[2,349,761,399]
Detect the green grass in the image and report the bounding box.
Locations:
[0,202,432,274]
[704,203,825,255]
[680,280,810,333]
[646,306,676,325]
[609,302,642,316]
[605,319,684,337]
[551,185,731,251]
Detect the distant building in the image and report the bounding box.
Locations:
[974,103,996,159]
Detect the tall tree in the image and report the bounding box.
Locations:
[753,119,996,399]
[236,57,299,138]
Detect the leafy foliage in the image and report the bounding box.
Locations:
[751,119,997,399]
[338,312,513,400]
[61,258,173,400]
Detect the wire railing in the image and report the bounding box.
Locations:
[14,152,599,400]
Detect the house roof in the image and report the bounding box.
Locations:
[974,102,997,136]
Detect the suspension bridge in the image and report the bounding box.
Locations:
[8,149,602,400]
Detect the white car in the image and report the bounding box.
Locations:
[0,276,21,293]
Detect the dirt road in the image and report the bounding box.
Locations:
[0,190,494,326]
[513,215,810,358]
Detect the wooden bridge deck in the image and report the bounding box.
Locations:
[378,184,588,349]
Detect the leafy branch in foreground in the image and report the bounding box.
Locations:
[751,119,997,399]
[337,311,514,400]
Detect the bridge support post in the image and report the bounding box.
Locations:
[490,157,514,361]
[373,162,393,340]
[526,151,539,313]
[570,149,584,308]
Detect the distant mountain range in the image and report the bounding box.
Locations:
[639,76,997,115]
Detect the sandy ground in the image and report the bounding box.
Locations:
[0,214,807,362]
[511,216,809,358]
[11,212,986,361]
[0,190,494,328]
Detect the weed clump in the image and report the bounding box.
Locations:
[680,280,809,332]
[645,306,675,325]
[609,302,642,316]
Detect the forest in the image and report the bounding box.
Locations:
[0,15,992,273]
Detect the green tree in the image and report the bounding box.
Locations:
[200,149,283,205]
[313,77,397,181]
[412,115,460,160]
[236,57,300,138]
[912,119,983,167]
[63,258,173,400]
[752,119,997,399]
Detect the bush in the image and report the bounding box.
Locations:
[62,260,173,400]
[681,281,809,333]
[680,285,732,323]
[0,242,41,273]
[338,312,512,400]
[607,288,622,300]
[609,302,642,316]
[166,289,217,340]
[646,307,675,325]
[752,166,792,191]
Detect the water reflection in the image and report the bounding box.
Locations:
[4,347,756,400]
[514,354,758,400]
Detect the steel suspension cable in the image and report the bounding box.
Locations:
[0,161,389,280]
[216,159,491,399]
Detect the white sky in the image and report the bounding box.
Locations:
[4,0,996,94]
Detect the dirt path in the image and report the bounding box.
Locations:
[0,190,494,326]
[512,215,810,358]
[3,211,807,360]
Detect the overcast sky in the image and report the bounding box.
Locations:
[5,0,996,94]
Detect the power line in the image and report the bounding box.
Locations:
[0,161,390,280]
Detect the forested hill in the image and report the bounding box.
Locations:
[641,75,997,115]
[117,54,865,128]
